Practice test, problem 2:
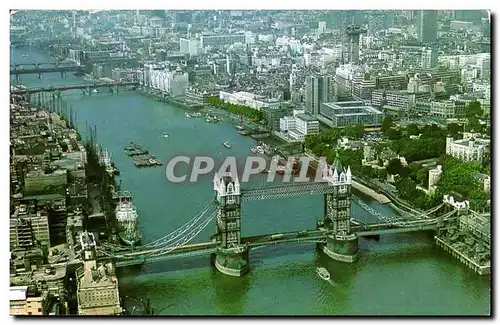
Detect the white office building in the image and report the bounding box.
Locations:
[279,113,319,141]
[179,38,200,56]
[219,91,280,110]
[148,67,189,97]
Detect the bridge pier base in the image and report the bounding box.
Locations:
[320,234,359,263]
[214,246,249,277]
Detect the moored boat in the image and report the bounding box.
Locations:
[316,267,330,281]
[115,191,143,246]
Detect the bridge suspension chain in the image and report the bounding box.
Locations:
[424,203,445,216]
[97,210,217,259]
[147,211,216,257]
[391,208,457,228]
[96,200,216,252]
[137,201,216,249]
[351,196,403,224]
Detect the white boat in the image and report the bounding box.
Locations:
[92,89,99,93]
[115,191,143,246]
[223,141,231,149]
[162,132,169,138]
[185,112,190,118]
[316,267,330,281]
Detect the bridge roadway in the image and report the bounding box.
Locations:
[110,216,452,268]
[112,229,328,267]
[10,81,140,95]
[10,65,84,75]
[241,181,337,201]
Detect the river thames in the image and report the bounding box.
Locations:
[10,47,490,315]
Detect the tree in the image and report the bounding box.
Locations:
[395,178,417,198]
[447,123,463,138]
[406,123,420,136]
[416,167,429,187]
[343,125,365,140]
[399,166,410,178]
[342,125,355,139]
[386,158,403,176]
[381,116,394,134]
[465,101,483,119]
[385,127,402,140]
[354,124,365,139]
[467,118,485,134]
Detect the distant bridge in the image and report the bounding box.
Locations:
[10,82,139,95]
[11,64,85,75]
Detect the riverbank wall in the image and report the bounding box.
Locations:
[351,180,391,204]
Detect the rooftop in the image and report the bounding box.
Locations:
[295,113,317,122]
[9,286,28,301]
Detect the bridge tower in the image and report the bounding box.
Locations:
[213,169,249,276]
[319,153,359,262]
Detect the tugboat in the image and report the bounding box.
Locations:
[223,141,231,149]
[115,191,143,246]
[316,267,331,281]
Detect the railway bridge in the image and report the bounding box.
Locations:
[10,62,86,81]
[89,155,464,277]
[10,82,139,98]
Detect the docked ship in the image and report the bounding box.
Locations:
[98,146,119,176]
[115,191,143,246]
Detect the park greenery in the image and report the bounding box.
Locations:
[206,96,263,121]
[304,102,490,212]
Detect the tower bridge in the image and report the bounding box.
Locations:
[88,153,465,277]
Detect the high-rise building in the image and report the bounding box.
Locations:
[417,10,438,43]
[384,11,395,29]
[481,57,490,81]
[171,11,192,28]
[346,25,366,64]
[305,75,332,117]
[482,17,491,38]
[318,21,327,34]
[421,47,438,69]
[179,38,200,56]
